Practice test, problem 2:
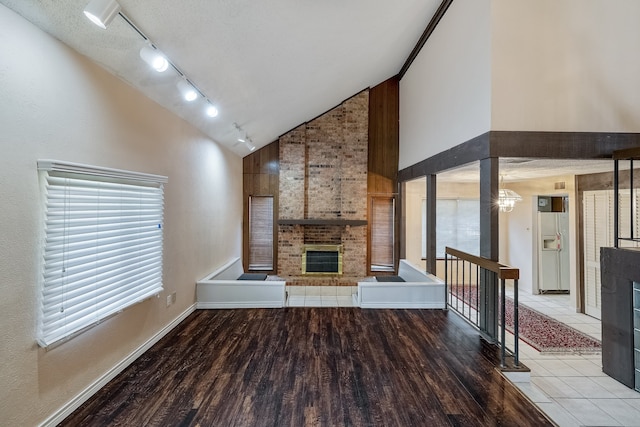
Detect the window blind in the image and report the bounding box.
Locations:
[248,196,274,270]
[431,199,480,258]
[37,160,166,347]
[371,197,395,272]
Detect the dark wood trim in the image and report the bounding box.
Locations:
[446,247,519,280]
[490,131,640,158]
[479,157,499,261]
[277,219,367,226]
[398,132,490,182]
[399,131,640,184]
[613,146,640,160]
[426,175,437,274]
[398,0,454,79]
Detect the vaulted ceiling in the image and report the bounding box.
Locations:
[1,0,442,156]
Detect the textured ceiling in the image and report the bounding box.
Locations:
[1,0,442,156]
[436,158,619,183]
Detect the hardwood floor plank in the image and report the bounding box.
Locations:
[61,308,552,427]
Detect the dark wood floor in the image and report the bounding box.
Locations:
[62,308,553,427]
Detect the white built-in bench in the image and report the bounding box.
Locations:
[355,259,446,309]
[196,257,286,308]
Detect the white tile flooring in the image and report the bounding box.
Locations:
[285,286,640,426]
[504,290,640,427]
[286,285,356,307]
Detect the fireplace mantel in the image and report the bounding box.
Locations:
[278,219,367,226]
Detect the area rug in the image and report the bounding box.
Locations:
[449,285,601,354]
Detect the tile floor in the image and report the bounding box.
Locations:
[286,286,640,426]
[504,290,640,427]
[286,285,356,307]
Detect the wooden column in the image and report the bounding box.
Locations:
[426,174,437,275]
[479,157,499,342]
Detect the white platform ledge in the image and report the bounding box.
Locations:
[356,259,446,309]
[196,257,286,309]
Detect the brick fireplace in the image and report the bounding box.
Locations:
[277,90,369,278]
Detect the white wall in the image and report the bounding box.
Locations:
[0,6,242,426]
[399,0,492,169]
[491,0,640,132]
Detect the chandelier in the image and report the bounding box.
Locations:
[498,176,522,212]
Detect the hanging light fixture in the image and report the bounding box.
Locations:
[83,0,121,29]
[498,176,522,212]
[139,46,169,72]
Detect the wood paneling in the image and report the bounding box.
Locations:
[61,308,553,427]
[368,77,399,185]
[368,78,400,274]
[243,141,279,273]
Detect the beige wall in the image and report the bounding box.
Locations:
[0,6,242,426]
[399,0,492,169]
[499,177,578,306]
[404,178,426,269]
[491,0,640,132]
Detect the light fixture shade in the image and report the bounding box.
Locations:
[139,46,169,72]
[177,80,198,102]
[498,188,523,213]
[83,0,121,29]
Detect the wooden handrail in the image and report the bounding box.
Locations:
[445,247,519,280]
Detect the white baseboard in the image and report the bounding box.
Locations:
[196,301,284,309]
[39,304,197,427]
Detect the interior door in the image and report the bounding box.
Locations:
[583,191,611,319]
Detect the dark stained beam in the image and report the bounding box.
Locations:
[398,0,454,80]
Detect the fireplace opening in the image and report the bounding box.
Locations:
[302,244,343,275]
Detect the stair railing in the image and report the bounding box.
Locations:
[444,246,520,369]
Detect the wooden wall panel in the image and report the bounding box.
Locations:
[368,78,400,274]
[243,141,279,273]
[368,77,399,187]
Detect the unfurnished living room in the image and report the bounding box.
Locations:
[2,1,640,426]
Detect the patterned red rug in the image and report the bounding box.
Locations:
[449,285,601,354]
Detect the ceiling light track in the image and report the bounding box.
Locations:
[83,0,218,119]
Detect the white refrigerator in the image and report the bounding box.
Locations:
[538,211,570,292]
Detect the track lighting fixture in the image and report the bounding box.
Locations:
[83,0,240,145]
[177,80,198,102]
[206,104,219,118]
[83,0,120,29]
[139,46,169,72]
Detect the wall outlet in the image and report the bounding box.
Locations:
[166,292,176,307]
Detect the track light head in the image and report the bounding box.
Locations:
[140,46,169,72]
[83,0,121,29]
[206,104,219,118]
[177,80,198,102]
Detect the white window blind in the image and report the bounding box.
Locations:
[431,198,480,258]
[37,160,167,347]
[248,196,274,270]
[371,196,395,272]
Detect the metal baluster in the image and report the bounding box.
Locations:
[500,278,506,368]
[514,278,519,367]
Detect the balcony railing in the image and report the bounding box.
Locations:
[444,246,520,369]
